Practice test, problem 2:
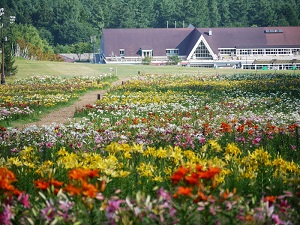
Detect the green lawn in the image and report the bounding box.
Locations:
[6,58,300,82]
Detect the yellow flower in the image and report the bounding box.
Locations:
[169,146,183,163]
[136,162,156,177]
[57,147,68,156]
[155,147,168,158]
[225,143,242,156]
[131,143,144,153]
[152,175,163,182]
[57,152,81,169]
[106,142,122,153]
[208,140,222,152]
[117,170,131,177]
[123,151,132,159]
[35,160,55,176]
[7,157,23,167]
[143,146,156,157]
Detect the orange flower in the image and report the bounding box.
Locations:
[50,179,64,187]
[64,184,81,196]
[175,186,193,197]
[0,168,22,196]
[34,179,50,190]
[82,182,98,198]
[184,172,199,186]
[132,118,139,124]
[68,168,86,180]
[86,169,99,178]
[171,166,190,184]
[195,191,207,202]
[237,124,245,133]
[68,168,99,180]
[264,195,277,205]
[220,122,232,133]
[195,164,203,172]
[198,167,221,180]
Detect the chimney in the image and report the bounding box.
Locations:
[208,29,212,36]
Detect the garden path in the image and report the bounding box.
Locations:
[21,77,131,128]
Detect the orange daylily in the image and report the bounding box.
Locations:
[198,167,221,180]
[171,166,190,184]
[34,179,50,190]
[175,186,193,197]
[64,184,81,196]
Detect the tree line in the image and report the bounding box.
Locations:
[1,0,300,56]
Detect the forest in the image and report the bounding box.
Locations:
[0,0,300,58]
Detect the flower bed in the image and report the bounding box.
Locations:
[0,73,299,224]
[0,75,111,125]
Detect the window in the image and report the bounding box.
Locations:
[119,49,125,56]
[166,49,179,56]
[219,48,236,56]
[194,42,212,59]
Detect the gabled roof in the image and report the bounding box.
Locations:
[102,28,194,57]
[197,27,300,52]
[101,27,300,57]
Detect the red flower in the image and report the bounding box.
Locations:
[175,186,193,197]
[198,167,221,180]
[170,166,190,184]
[184,172,199,186]
[264,195,277,206]
[220,122,232,133]
[34,179,50,190]
[82,181,98,198]
[64,184,81,196]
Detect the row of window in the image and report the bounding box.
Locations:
[219,48,300,56]
[118,49,179,57]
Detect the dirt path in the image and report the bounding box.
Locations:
[21,78,131,128]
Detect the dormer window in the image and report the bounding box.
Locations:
[166,49,179,56]
[119,49,125,57]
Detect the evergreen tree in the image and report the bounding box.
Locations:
[208,0,221,27]
[218,0,231,27]
[3,42,18,76]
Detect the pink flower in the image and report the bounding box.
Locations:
[41,200,56,221]
[272,214,285,225]
[18,193,31,209]
[252,136,261,145]
[0,204,13,225]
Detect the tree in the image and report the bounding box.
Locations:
[218,0,231,27]
[70,42,92,62]
[208,0,221,27]
[3,42,18,76]
[227,0,249,27]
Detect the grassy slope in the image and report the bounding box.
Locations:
[6,58,300,82]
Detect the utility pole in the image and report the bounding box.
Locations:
[90,35,96,64]
[0,8,4,84]
[0,8,15,85]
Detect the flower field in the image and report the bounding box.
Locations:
[0,75,112,125]
[0,73,300,224]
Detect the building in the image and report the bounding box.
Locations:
[99,26,300,70]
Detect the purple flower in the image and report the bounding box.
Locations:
[252,136,261,145]
[0,204,13,225]
[18,193,31,209]
[106,199,124,221]
[272,214,285,225]
[157,188,171,201]
[41,199,56,222]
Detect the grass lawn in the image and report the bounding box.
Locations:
[7,58,300,82]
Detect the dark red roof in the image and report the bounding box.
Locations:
[101,27,300,57]
[102,28,194,57]
[198,27,300,52]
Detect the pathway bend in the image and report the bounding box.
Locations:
[21,77,131,128]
